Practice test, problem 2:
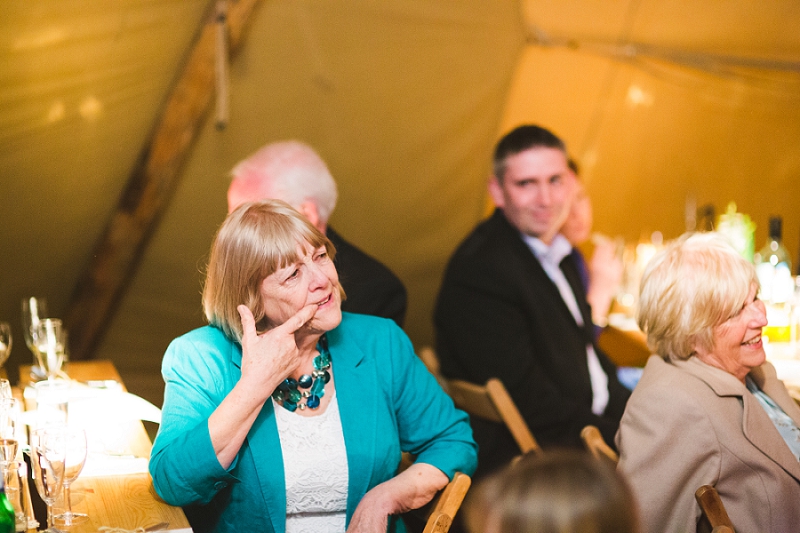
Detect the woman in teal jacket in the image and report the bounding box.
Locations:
[149,200,477,533]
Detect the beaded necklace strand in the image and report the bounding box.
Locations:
[272,334,332,412]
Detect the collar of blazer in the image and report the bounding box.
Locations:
[673,356,800,481]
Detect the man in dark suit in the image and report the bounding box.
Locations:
[228,140,407,327]
[434,125,630,478]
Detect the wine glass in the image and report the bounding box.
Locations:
[52,428,88,527]
[29,428,65,533]
[0,322,11,370]
[0,380,11,400]
[0,398,20,465]
[2,460,27,532]
[21,297,48,374]
[33,319,66,383]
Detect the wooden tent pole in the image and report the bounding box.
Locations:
[64,0,260,361]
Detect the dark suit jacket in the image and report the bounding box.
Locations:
[434,209,630,476]
[327,227,407,327]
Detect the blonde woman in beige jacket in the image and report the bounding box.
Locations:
[616,232,800,533]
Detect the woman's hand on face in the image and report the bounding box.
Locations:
[236,303,317,398]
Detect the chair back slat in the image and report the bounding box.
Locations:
[580,425,619,464]
[695,485,735,532]
[485,378,540,454]
[424,472,471,532]
[447,379,504,423]
[447,377,541,455]
[423,512,452,533]
[418,346,442,378]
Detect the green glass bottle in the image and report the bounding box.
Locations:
[0,475,16,533]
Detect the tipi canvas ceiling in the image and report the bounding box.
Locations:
[2,0,799,408]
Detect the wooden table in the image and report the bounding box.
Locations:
[19,360,191,532]
[597,325,651,368]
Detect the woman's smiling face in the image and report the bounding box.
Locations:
[694,284,768,382]
[259,242,342,335]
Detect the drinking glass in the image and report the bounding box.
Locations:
[0,380,11,400]
[29,428,65,533]
[2,460,27,532]
[0,398,20,465]
[52,428,88,527]
[33,381,69,429]
[0,323,11,370]
[33,319,65,382]
[21,297,47,371]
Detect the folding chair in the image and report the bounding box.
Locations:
[580,424,619,463]
[417,346,442,379]
[445,377,541,455]
[695,484,735,533]
[420,472,471,533]
[398,454,471,533]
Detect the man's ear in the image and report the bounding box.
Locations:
[298,201,326,233]
[488,176,505,208]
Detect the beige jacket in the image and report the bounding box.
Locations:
[616,355,800,533]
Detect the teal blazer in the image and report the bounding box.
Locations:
[149,313,477,533]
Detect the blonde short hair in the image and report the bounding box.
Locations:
[637,232,758,361]
[464,450,639,533]
[202,199,337,341]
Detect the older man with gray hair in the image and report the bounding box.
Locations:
[228,140,407,326]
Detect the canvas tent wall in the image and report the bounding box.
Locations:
[2,0,799,407]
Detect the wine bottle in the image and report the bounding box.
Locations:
[0,474,17,533]
[21,452,46,530]
[754,216,794,342]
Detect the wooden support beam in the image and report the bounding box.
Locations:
[64,0,260,360]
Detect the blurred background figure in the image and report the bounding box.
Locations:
[464,450,640,533]
[561,159,623,329]
[228,140,407,327]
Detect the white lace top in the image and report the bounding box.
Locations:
[274,393,349,533]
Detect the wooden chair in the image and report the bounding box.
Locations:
[695,485,735,533]
[420,472,471,533]
[580,424,619,464]
[418,346,442,379]
[398,454,471,533]
[445,377,541,455]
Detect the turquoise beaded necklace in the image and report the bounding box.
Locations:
[272,334,332,412]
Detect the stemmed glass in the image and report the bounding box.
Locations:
[29,428,66,533]
[0,323,11,370]
[33,319,66,383]
[0,398,20,465]
[21,297,48,373]
[2,460,28,532]
[0,379,11,400]
[52,428,88,527]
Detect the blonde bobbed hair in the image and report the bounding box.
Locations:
[202,199,338,342]
[636,232,759,361]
